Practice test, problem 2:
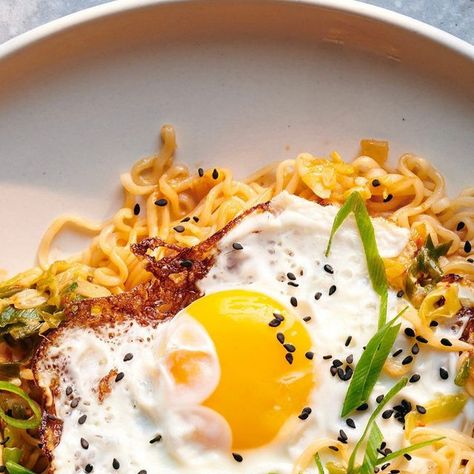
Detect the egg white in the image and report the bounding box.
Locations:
[35,192,474,473]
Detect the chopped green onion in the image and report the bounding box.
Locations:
[3,447,22,464]
[375,437,444,465]
[341,309,406,417]
[325,192,388,328]
[5,461,35,474]
[325,463,346,474]
[0,382,41,430]
[360,422,383,474]
[455,355,472,387]
[347,377,408,473]
[314,453,324,474]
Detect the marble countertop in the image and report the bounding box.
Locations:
[0,0,473,45]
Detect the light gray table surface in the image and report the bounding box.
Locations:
[0,0,473,45]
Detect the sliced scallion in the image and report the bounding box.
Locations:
[341,309,407,417]
[325,191,388,328]
[0,381,41,430]
[347,377,408,473]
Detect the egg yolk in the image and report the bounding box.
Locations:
[186,289,314,450]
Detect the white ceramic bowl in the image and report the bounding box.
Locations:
[0,0,473,274]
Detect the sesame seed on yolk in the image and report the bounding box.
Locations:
[186,289,314,450]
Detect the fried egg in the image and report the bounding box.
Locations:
[34,193,474,473]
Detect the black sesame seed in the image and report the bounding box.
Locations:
[305,351,314,360]
[346,354,354,364]
[71,398,79,409]
[337,368,345,379]
[277,333,285,344]
[323,264,334,274]
[411,344,420,355]
[138,471,147,474]
[330,366,337,376]
[198,168,204,177]
[401,400,412,412]
[333,359,343,368]
[212,168,219,180]
[346,418,356,429]
[402,355,413,365]
[268,319,281,327]
[430,320,439,327]
[290,296,298,307]
[345,335,352,347]
[85,465,93,473]
[314,292,322,300]
[383,194,393,203]
[409,373,421,383]
[133,203,140,216]
[149,434,162,444]
[273,313,284,321]
[123,353,133,362]
[287,272,296,280]
[381,463,390,471]
[232,242,243,250]
[376,394,384,404]
[440,367,449,380]
[329,446,339,452]
[404,328,415,337]
[468,258,474,263]
[80,438,89,450]
[372,179,381,187]
[78,414,87,425]
[380,442,387,450]
[232,453,243,462]
[288,281,299,287]
[154,198,168,207]
[457,222,466,231]
[328,285,337,295]
[66,386,73,396]
[115,372,125,382]
[339,429,348,441]
[416,405,427,414]
[193,216,200,222]
[404,453,412,460]
[302,316,312,322]
[285,353,293,364]
[396,290,404,298]
[343,366,354,380]
[416,336,428,344]
[173,225,185,233]
[357,403,369,411]
[435,296,446,308]
[284,343,296,353]
[390,470,400,474]
[112,459,120,470]
[392,349,403,357]
[464,241,472,253]
[181,217,191,223]
[382,409,394,419]
[323,354,333,360]
[180,259,193,268]
[440,338,452,346]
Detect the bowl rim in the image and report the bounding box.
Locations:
[0,0,473,63]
